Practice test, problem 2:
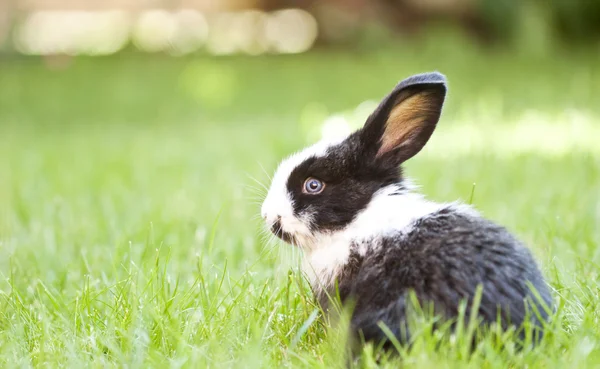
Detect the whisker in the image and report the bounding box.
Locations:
[244,172,269,192]
[242,185,266,197]
[261,233,279,255]
[258,161,273,182]
[242,186,267,204]
[259,232,271,244]
[243,182,265,191]
[244,190,265,198]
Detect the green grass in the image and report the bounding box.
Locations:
[1,45,600,368]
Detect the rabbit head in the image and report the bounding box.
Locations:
[261,72,447,251]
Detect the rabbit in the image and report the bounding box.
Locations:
[260,72,553,349]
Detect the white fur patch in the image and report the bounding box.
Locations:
[261,136,347,238]
[303,184,477,292]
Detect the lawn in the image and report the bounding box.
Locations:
[0,44,599,368]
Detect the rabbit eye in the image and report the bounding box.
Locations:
[303,177,324,194]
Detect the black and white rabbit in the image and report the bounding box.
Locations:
[261,72,553,348]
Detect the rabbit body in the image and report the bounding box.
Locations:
[261,72,553,347]
[317,202,551,345]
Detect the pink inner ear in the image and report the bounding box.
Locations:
[376,92,431,157]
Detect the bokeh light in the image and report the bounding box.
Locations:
[205,12,248,55]
[320,115,352,142]
[234,10,269,55]
[132,10,178,53]
[16,11,130,55]
[265,9,318,54]
[132,9,209,55]
[170,10,209,55]
[179,61,238,108]
[11,8,318,56]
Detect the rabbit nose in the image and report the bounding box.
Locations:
[260,207,271,221]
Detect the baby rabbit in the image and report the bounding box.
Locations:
[261,72,552,348]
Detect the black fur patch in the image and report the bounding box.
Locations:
[285,133,404,233]
[319,208,553,347]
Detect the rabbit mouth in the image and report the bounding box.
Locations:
[270,223,297,245]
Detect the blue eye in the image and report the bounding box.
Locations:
[303,178,324,194]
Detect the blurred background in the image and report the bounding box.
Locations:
[1,0,599,130]
[0,0,599,274]
[1,0,599,127]
[1,0,600,266]
[2,0,600,55]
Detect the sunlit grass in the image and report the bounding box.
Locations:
[0,49,599,367]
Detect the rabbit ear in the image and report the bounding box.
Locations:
[360,72,447,166]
